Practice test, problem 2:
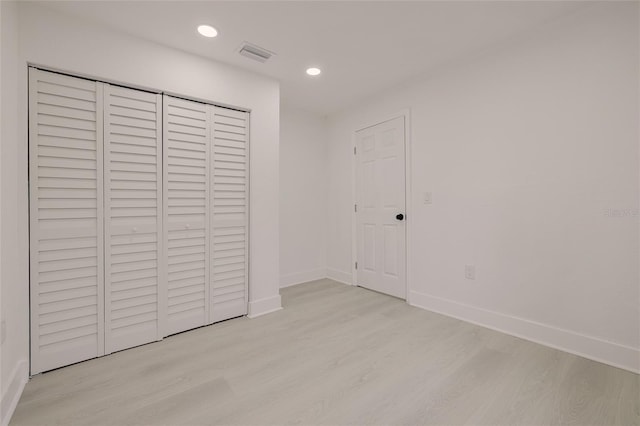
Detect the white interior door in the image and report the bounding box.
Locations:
[355,116,406,299]
[104,84,163,353]
[29,68,105,373]
[163,95,210,335]
[210,106,249,322]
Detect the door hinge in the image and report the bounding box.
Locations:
[354,146,356,155]
[355,261,358,270]
[354,204,357,213]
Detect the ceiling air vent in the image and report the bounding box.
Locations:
[238,42,275,63]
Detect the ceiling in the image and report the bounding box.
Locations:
[41,1,587,115]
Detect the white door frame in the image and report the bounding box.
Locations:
[351,109,412,303]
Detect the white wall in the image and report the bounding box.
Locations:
[1,2,30,425]
[279,108,327,287]
[1,3,282,420]
[327,2,640,372]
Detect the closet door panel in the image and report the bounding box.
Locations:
[163,96,210,335]
[104,85,163,353]
[29,68,105,374]
[210,106,249,322]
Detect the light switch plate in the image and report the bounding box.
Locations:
[424,192,432,204]
[465,265,476,280]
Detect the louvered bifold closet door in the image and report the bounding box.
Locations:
[29,68,105,374]
[104,85,164,353]
[163,96,210,335]
[210,106,249,322]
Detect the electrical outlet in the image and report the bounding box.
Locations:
[424,192,432,204]
[465,265,475,280]
[1,320,6,345]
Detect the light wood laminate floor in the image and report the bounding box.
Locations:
[12,279,640,425]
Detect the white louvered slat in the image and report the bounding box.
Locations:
[163,95,210,335]
[29,68,105,374]
[210,106,249,323]
[105,85,163,353]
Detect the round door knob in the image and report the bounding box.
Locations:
[132,227,138,233]
[395,213,404,221]
[185,224,190,229]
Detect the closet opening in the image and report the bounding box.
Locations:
[28,67,250,374]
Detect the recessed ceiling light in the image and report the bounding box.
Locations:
[306,67,321,76]
[197,25,218,38]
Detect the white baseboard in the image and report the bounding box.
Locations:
[280,268,327,288]
[409,290,640,374]
[247,294,283,319]
[1,359,28,426]
[326,268,352,285]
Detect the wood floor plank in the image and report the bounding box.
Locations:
[11,279,640,425]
